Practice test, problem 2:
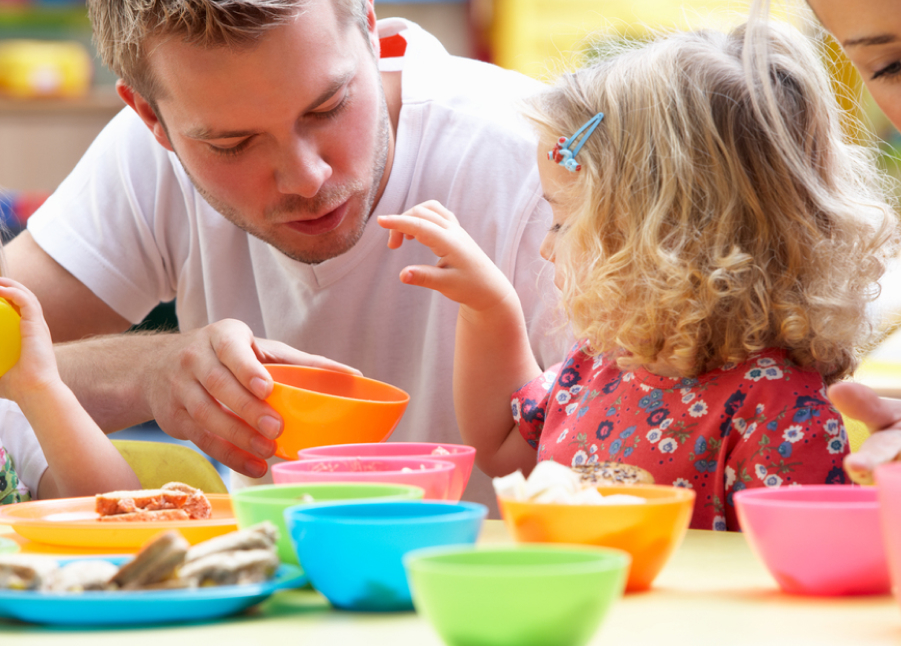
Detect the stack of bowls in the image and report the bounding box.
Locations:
[284,500,487,611]
[497,484,694,592]
[272,456,456,500]
[299,442,476,501]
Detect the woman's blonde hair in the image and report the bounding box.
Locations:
[87,0,368,104]
[523,20,899,384]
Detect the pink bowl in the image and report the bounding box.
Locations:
[735,485,890,596]
[298,443,476,501]
[271,456,456,500]
[875,462,901,610]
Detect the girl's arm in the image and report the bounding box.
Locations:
[0,278,140,498]
[378,202,542,476]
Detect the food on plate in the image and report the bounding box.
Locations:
[111,530,191,590]
[95,481,212,521]
[430,446,451,455]
[492,460,647,505]
[45,560,121,592]
[0,554,59,590]
[0,522,280,593]
[572,461,654,486]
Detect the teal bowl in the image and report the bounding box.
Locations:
[230,482,424,565]
[285,500,487,611]
[404,544,630,646]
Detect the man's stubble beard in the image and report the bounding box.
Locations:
[173,99,391,266]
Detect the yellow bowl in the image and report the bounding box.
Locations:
[264,364,410,460]
[0,297,21,377]
[498,484,695,592]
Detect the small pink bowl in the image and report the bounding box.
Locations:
[298,443,476,501]
[271,456,456,500]
[875,462,901,611]
[735,485,890,596]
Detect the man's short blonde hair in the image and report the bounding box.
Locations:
[88,0,368,103]
[524,20,900,384]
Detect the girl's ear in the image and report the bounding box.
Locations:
[116,80,175,153]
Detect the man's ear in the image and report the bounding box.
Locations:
[116,80,175,152]
[365,0,379,55]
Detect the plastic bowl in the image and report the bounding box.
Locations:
[230,482,425,565]
[264,364,410,460]
[876,462,901,610]
[735,484,890,596]
[498,484,694,592]
[284,500,487,611]
[271,456,456,500]
[298,442,476,501]
[404,544,630,646]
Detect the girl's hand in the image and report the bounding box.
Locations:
[0,277,59,403]
[378,201,516,313]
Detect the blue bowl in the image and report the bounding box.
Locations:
[284,500,487,611]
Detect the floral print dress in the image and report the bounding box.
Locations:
[512,345,848,531]
[0,445,30,505]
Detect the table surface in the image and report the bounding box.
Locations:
[1,519,898,646]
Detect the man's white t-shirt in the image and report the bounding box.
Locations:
[27,20,569,510]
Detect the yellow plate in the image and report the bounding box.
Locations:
[0,494,236,550]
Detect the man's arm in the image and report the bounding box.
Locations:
[5,232,132,340]
[5,231,360,479]
[827,381,901,484]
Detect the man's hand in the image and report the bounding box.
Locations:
[377,201,516,313]
[827,381,901,485]
[57,319,359,479]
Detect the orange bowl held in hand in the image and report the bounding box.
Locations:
[497,484,695,592]
[264,364,410,461]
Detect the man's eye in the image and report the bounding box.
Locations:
[209,140,250,157]
[312,93,349,120]
[872,60,901,81]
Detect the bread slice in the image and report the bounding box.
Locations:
[95,481,211,520]
[572,461,655,485]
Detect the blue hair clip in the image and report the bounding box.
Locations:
[548,112,605,172]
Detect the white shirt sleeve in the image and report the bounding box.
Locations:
[0,399,48,498]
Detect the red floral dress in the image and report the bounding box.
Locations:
[512,345,849,531]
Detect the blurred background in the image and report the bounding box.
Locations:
[0,0,898,483]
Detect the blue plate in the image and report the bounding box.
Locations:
[0,557,307,626]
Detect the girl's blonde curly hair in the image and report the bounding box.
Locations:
[523,20,900,385]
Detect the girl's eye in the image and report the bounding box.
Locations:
[209,139,251,157]
[548,223,563,234]
[872,60,901,81]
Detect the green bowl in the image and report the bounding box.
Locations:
[404,545,630,646]
[230,482,424,565]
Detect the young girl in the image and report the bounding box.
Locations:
[0,256,140,502]
[378,20,899,530]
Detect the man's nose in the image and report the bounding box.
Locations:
[276,138,332,198]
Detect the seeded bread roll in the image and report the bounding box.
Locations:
[572,461,654,485]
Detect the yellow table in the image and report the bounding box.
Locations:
[1,520,898,645]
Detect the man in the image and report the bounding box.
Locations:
[5,0,565,507]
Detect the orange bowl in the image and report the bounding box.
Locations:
[498,484,694,592]
[264,364,410,460]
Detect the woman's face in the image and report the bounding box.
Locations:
[808,0,901,131]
